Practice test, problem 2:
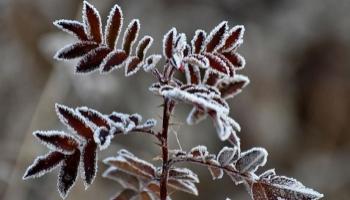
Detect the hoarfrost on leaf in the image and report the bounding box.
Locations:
[236,147,268,174]
[217,146,237,166]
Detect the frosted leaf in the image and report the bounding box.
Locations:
[58,150,80,199]
[53,19,88,41]
[76,106,111,129]
[236,147,268,174]
[137,119,157,130]
[55,104,95,141]
[125,56,142,76]
[227,131,241,150]
[23,151,64,180]
[112,189,138,200]
[206,159,224,180]
[203,70,220,86]
[100,50,128,73]
[124,119,136,133]
[81,140,98,187]
[259,169,276,180]
[171,149,187,158]
[33,131,79,154]
[82,1,102,43]
[205,21,228,52]
[216,75,250,99]
[54,41,98,60]
[168,168,199,183]
[129,113,142,126]
[105,4,123,48]
[76,46,111,73]
[122,153,156,178]
[104,156,150,179]
[251,179,324,200]
[136,36,153,60]
[222,52,246,70]
[168,179,198,196]
[143,54,162,72]
[227,171,244,185]
[109,112,131,132]
[186,107,207,125]
[191,29,206,54]
[160,86,229,115]
[212,114,241,141]
[204,52,230,76]
[109,112,129,124]
[174,33,187,53]
[183,44,190,57]
[214,52,235,77]
[148,82,161,95]
[122,19,140,55]
[104,150,156,179]
[169,50,184,69]
[103,167,140,191]
[217,146,237,166]
[189,145,209,159]
[184,64,201,85]
[94,126,113,150]
[183,54,209,69]
[163,28,177,59]
[221,25,245,52]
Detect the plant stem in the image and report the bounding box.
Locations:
[168,157,252,182]
[160,97,173,200]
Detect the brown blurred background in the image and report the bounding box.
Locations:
[0,0,349,199]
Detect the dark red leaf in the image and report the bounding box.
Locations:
[77,107,111,129]
[122,19,140,55]
[191,30,206,54]
[136,36,153,60]
[100,50,128,73]
[214,53,235,77]
[205,21,228,52]
[105,4,123,48]
[129,114,142,126]
[55,104,94,140]
[83,1,102,43]
[82,141,97,186]
[34,131,79,154]
[204,53,230,76]
[76,46,111,73]
[53,20,88,41]
[217,75,249,99]
[221,25,244,51]
[163,28,176,59]
[54,41,98,60]
[203,71,220,86]
[23,151,64,179]
[125,56,142,76]
[185,64,201,84]
[58,150,80,199]
[222,52,245,70]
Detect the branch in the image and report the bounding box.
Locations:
[168,156,252,182]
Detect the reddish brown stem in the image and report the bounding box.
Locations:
[159,97,176,200]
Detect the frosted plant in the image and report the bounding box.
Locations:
[23,1,323,200]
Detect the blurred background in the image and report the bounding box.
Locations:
[0,0,349,199]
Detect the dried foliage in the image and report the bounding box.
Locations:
[23,1,323,200]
